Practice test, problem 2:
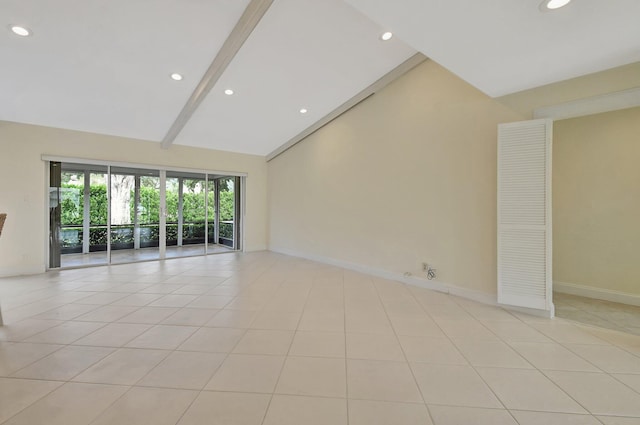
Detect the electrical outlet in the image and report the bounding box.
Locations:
[422,262,437,280]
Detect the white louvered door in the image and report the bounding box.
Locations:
[497,119,553,314]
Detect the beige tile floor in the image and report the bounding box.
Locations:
[555,292,640,337]
[1,251,640,424]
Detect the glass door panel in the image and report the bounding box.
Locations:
[59,171,83,259]
[166,175,180,253]
[204,175,241,254]
[182,175,207,257]
[219,177,235,250]
[51,162,109,268]
[206,178,217,254]
[110,167,160,264]
[166,172,206,258]
[87,171,109,265]
[48,162,61,268]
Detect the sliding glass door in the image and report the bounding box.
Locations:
[49,161,242,269]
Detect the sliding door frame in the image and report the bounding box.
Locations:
[43,156,247,270]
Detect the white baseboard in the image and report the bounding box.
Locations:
[0,265,46,278]
[244,245,268,253]
[504,303,555,319]
[269,247,498,307]
[554,281,640,307]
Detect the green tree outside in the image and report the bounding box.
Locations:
[61,184,108,225]
[60,183,234,226]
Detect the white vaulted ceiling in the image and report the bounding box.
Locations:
[1,0,252,142]
[173,0,416,155]
[2,0,639,155]
[344,0,640,97]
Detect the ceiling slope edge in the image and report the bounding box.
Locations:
[534,87,640,121]
[266,53,427,161]
[161,0,273,149]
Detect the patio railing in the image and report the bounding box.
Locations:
[60,221,234,253]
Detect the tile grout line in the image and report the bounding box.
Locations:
[124,259,272,425]
[407,285,529,424]
[449,295,607,420]
[0,379,64,425]
[369,277,436,425]
[6,265,240,425]
[256,268,314,425]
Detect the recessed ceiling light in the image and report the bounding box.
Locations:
[10,25,31,37]
[540,0,572,10]
[381,31,393,41]
[224,89,234,96]
[170,73,183,81]
[299,108,308,114]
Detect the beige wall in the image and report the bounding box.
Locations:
[268,60,524,296]
[0,121,268,276]
[553,107,640,296]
